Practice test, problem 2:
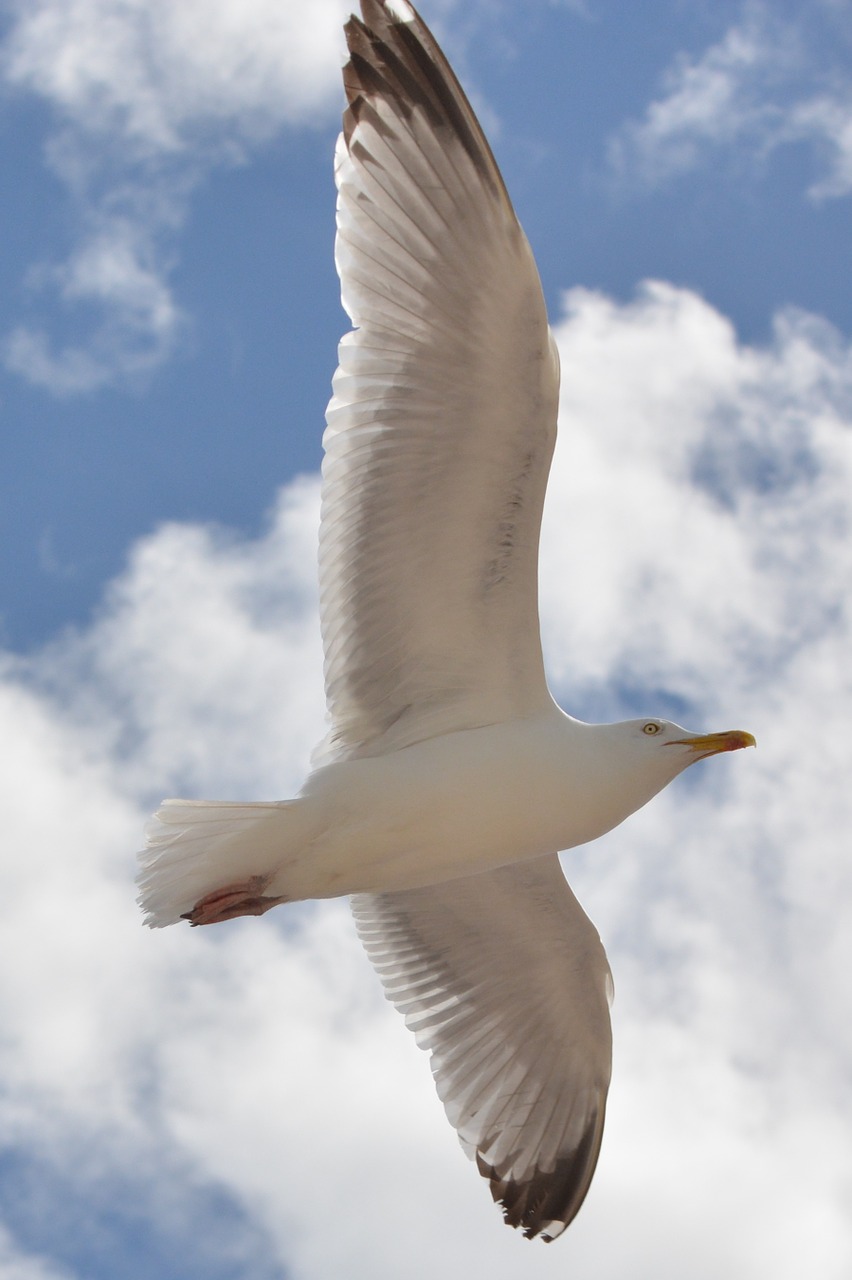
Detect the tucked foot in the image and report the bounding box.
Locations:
[181,876,289,926]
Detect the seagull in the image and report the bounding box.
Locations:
[138,0,755,1242]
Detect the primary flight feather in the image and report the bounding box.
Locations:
[138,0,754,1242]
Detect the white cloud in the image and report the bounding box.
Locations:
[0,0,352,393]
[0,283,851,1276]
[2,0,351,150]
[609,7,852,200]
[611,21,776,179]
[27,474,326,799]
[4,210,186,393]
[541,282,852,710]
[786,89,852,199]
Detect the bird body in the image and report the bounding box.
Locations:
[138,0,755,1241]
[143,711,743,921]
[298,712,695,895]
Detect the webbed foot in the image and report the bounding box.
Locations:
[181,876,288,926]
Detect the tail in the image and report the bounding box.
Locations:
[137,799,294,928]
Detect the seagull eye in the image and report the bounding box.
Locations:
[643,722,662,735]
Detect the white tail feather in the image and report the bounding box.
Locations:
[137,799,294,928]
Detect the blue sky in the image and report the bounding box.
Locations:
[3,0,850,648]
[1,1,851,1277]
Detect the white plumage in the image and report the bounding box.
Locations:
[138,0,754,1241]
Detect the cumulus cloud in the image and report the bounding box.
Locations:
[0,281,849,1275]
[25,475,326,799]
[0,0,352,392]
[542,282,852,707]
[2,0,351,149]
[609,6,852,200]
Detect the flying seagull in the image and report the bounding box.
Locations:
[139,0,755,1242]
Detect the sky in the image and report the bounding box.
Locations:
[0,0,850,1275]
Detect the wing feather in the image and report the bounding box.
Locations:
[319,1,559,762]
[352,855,613,1241]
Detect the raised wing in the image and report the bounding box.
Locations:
[352,855,613,1240]
[319,0,560,761]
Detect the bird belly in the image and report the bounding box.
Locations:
[275,713,627,899]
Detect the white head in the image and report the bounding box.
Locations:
[571,717,756,841]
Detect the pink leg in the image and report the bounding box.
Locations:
[181,876,288,926]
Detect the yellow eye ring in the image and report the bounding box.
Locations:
[643,722,662,735]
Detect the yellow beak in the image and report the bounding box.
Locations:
[670,729,757,758]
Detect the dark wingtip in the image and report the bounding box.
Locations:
[341,0,510,202]
[476,1101,607,1241]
